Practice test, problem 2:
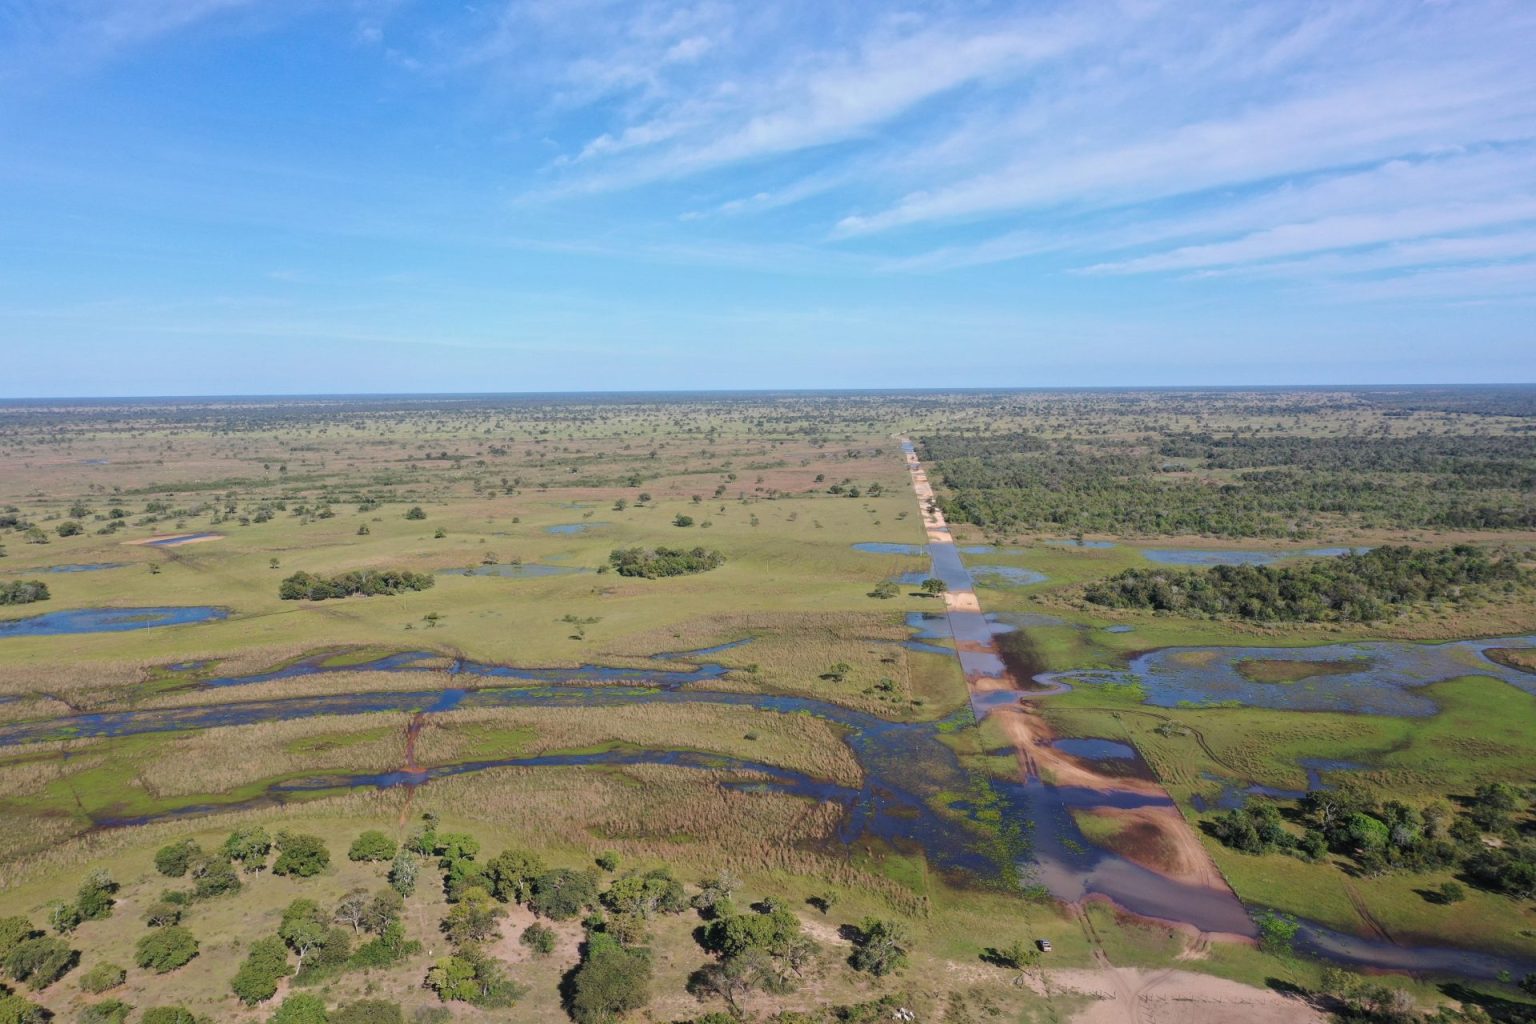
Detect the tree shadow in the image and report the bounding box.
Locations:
[1439,982,1536,1024]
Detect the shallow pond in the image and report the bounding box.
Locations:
[969,564,1048,586]
[0,606,228,637]
[27,563,129,574]
[1052,738,1137,760]
[852,541,926,556]
[142,532,222,547]
[545,522,610,535]
[1139,547,1368,566]
[1039,636,1536,716]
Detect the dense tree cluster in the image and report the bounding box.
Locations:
[607,546,725,578]
[920,429,1536,537]
[1208,780,1536,899]
[278,569,434,601]
[0,581,47,606]
[1083,545,1527,622]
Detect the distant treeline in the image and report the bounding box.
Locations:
[1083,545,1527,622]
[919,431,1536,536]
[0,580,49,605]
[278,569,435,601]
[607,547,725,579]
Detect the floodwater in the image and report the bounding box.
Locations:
[545,522,610,535]
[0,606,228,637]
[0,668,1008,882]
[896,439,1532,977]
[1139,547,1368,566]
[970,565,1049,586]
[1037,636,1536,716]
[1052,738,1137,760]
[141,532,222,547]
[852,541,926,556]
[27,563,128,574]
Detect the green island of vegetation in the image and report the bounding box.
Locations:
[606,546,726,578]
[278,570,437,602]
[0,581,49,606]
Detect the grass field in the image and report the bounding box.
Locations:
[2,392,1534,1022]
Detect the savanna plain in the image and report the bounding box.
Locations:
[1,388,1534,1024]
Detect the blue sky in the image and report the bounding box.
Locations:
[1,0,1533,396]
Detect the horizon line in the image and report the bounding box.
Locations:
[3,382,1536,403]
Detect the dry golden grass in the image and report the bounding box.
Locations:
[416,702,863,786]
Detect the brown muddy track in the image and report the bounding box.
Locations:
[897,437,1248,923]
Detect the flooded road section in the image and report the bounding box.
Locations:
[897,440,1256,936]
[897,438,1536,980]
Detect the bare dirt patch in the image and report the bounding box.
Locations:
[1055,966,1327,1024]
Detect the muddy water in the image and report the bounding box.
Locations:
[895,440,1257,935]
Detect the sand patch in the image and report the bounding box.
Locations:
[1054,967,1326,1024]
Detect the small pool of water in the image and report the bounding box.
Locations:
[0,606,228,637]
[142,532,222,547]
[545,522,610,535]
[853,541,926,556]
[1053,738,1137,760]
[439,563,584,578]
[1104,625,1134,634]
[1139,547,1368,566]
[23,563,128,574]
[969,565,1048,586]
[1044,540,1117,549]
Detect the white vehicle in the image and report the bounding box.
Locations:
[1037,938,1052,952]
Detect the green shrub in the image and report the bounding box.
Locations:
[268,994,328,1024]
[272,833,330,878]
[223,826,272,870]
[3,935,78,988]
[78,961,125,993]
[520,923,556,957]
[568,931,651,1024]
[529,869,597,921]
[134,926,198,973]
[0,581,48,606]
[231,936,292,1005]
[73,872,118,922]
[0,991,48,1024]
[347,831,397,863]
[79,999,132,1024]
[153,840,201,878]
[331,1000,405,1024]
[140,1009,201,1024]
[849,918,908,977]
